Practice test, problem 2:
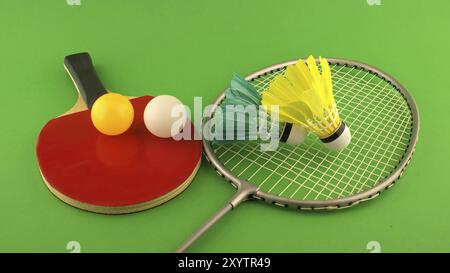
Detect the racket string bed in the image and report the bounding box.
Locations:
[212,63,414,204]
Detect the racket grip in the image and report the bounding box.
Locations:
[176,203,233,253]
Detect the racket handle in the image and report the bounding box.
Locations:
[64,52,107,108]
[176,203,233,253]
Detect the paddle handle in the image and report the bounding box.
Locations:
[64,52,107,108]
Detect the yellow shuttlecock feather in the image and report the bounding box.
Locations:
[262,55,351,150]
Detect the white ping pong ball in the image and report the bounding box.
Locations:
[144,95,187,138]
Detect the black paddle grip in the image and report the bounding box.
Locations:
[64,52,107,108]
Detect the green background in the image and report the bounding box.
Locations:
[0,0,448,252]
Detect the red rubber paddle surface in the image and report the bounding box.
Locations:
[36,96,202,207]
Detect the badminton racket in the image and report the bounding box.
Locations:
[177,58,419,252]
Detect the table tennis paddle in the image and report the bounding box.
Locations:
[36,52,202,214]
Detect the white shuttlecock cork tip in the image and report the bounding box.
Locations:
[283,124,308,145]
[321,121,351,150]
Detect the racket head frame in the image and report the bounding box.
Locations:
[202,58,419,210]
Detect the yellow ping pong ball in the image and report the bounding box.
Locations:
[91,93,134,136]
[144,95,187,138]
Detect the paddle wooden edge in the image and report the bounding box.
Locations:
[40,158,201,214]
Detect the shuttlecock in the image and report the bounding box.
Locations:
[211,73,307,145]
[261,55,351,150]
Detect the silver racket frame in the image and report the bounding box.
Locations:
[176,58,419,252]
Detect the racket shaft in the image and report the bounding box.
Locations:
[176,203,232,253]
